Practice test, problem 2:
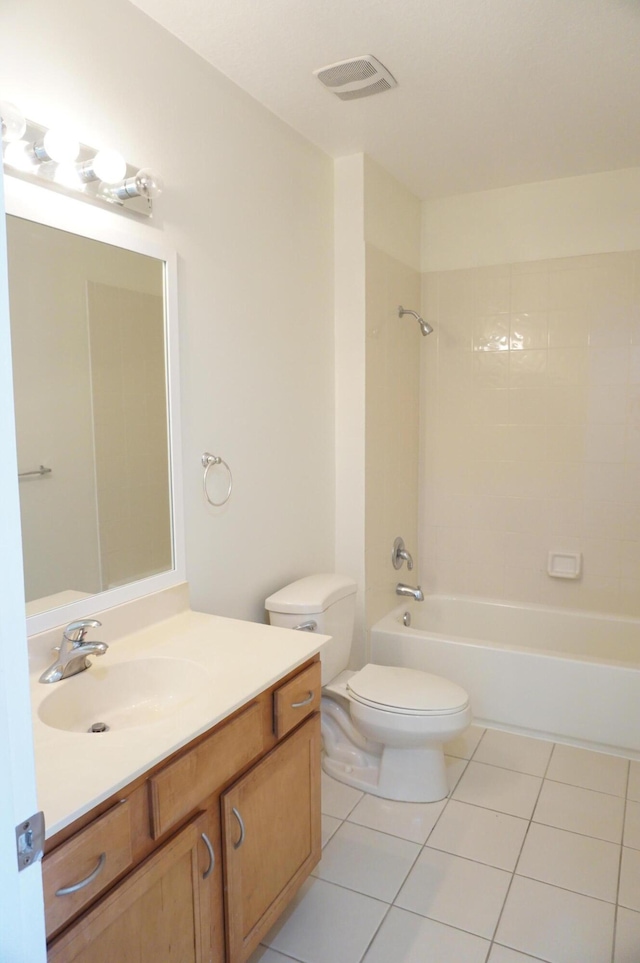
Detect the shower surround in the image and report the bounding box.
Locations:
[419,250,640,618]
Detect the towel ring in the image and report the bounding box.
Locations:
[201,452,233,507]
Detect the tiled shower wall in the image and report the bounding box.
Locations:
[420,251,640,616]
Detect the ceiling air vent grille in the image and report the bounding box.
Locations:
[313,55,397,101]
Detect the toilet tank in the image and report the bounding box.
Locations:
[265,574,357,685]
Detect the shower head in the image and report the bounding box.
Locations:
[398,305,433,336]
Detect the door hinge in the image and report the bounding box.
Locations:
[15,811,45,871]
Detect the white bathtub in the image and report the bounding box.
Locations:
[370,597,640,755]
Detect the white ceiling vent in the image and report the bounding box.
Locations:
[313,55,397,101]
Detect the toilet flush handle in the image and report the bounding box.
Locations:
[293,620,317,632]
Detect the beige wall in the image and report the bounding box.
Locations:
[365,244,420,627]
[1,0,335,622]
[364,160,421,632]
[420,172,640,616]
[423,168,640,272]
[334,156,422,660]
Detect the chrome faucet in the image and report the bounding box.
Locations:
[39,619,108,684]
[392,537,414,571]
[395,583,424,602]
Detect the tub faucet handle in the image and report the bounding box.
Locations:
[392,537,414,571]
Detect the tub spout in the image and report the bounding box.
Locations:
[396,583,424,602]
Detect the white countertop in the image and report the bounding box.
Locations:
[30,608,327,838]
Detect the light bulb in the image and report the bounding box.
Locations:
[3,140,33,171]
[40,128,80,163]
[133,168,163,198]
[78,148,127,184]
[92,149,126,184]
[0,100,26,143]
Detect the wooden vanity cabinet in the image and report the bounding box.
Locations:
[44,656,321,963]
[222,713,321,962]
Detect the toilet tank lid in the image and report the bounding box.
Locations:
[265,574,356,614]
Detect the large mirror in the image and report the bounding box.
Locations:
[4,187,183,632]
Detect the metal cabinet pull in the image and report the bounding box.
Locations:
[232,807,245,850]
[55,853,106,896]
[291,690,314,709]
[201,832,215,880]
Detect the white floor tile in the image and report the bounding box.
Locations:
[488,947,546,963]
[546,744,628,796]
[427,799,528,871]
[321,814,342,848]
[516,822,620,902]
[262,878,387,963]
[395,846,511,939]
[362,906,490,963]
[321,771,363,819]
[619,847,640,912]
[628,762,640,802]
[473,729,553,776]
[445,724,485,760]
[313,822,420,902]
[452,761,542,818]
[533,778,625,842]
[248,948,299,963]
[623,799,640,850]
[496,875,615,963]
[614,907,640,963]
[445,754,468,790]
[347,793,446,844]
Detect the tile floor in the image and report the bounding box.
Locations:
[249,726,640,963]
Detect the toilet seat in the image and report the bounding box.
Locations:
[347,663,469,716]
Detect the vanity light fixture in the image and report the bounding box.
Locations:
[0,101,161,218]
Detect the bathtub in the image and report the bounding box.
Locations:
[370,597,640,756]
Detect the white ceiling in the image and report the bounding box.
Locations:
[128,0,640,199]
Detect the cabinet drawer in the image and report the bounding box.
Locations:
[43,799,133,938]
[149,700,264,839]
[273,661,321,739]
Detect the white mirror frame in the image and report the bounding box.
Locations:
[5,174,185,636]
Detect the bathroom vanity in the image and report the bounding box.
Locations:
[29,588,325,963]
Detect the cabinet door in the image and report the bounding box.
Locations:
[47,812,214,963]
[222,713,321,962]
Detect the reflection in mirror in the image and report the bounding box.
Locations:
[6,215,173,616]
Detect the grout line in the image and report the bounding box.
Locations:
[371,903,495,950]
[486,737,553,955]
[612,763,632,963]
[511,870,619,906]
[355,900,394,963]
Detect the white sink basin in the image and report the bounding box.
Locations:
[38,658,211,733]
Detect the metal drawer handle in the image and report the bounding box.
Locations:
[201,832,215,880]
[55,852,106,896]
[232,807,245,850]
[291,690,314,709]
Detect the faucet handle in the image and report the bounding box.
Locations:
[392,537,414,571]
[63,619,102,645]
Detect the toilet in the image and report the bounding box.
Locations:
[265,574,471,803]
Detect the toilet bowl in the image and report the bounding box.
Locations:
[265,574,471,803]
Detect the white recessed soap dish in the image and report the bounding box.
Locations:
[547,551,582,580]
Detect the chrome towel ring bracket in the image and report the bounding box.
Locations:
[201,452,233,507]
